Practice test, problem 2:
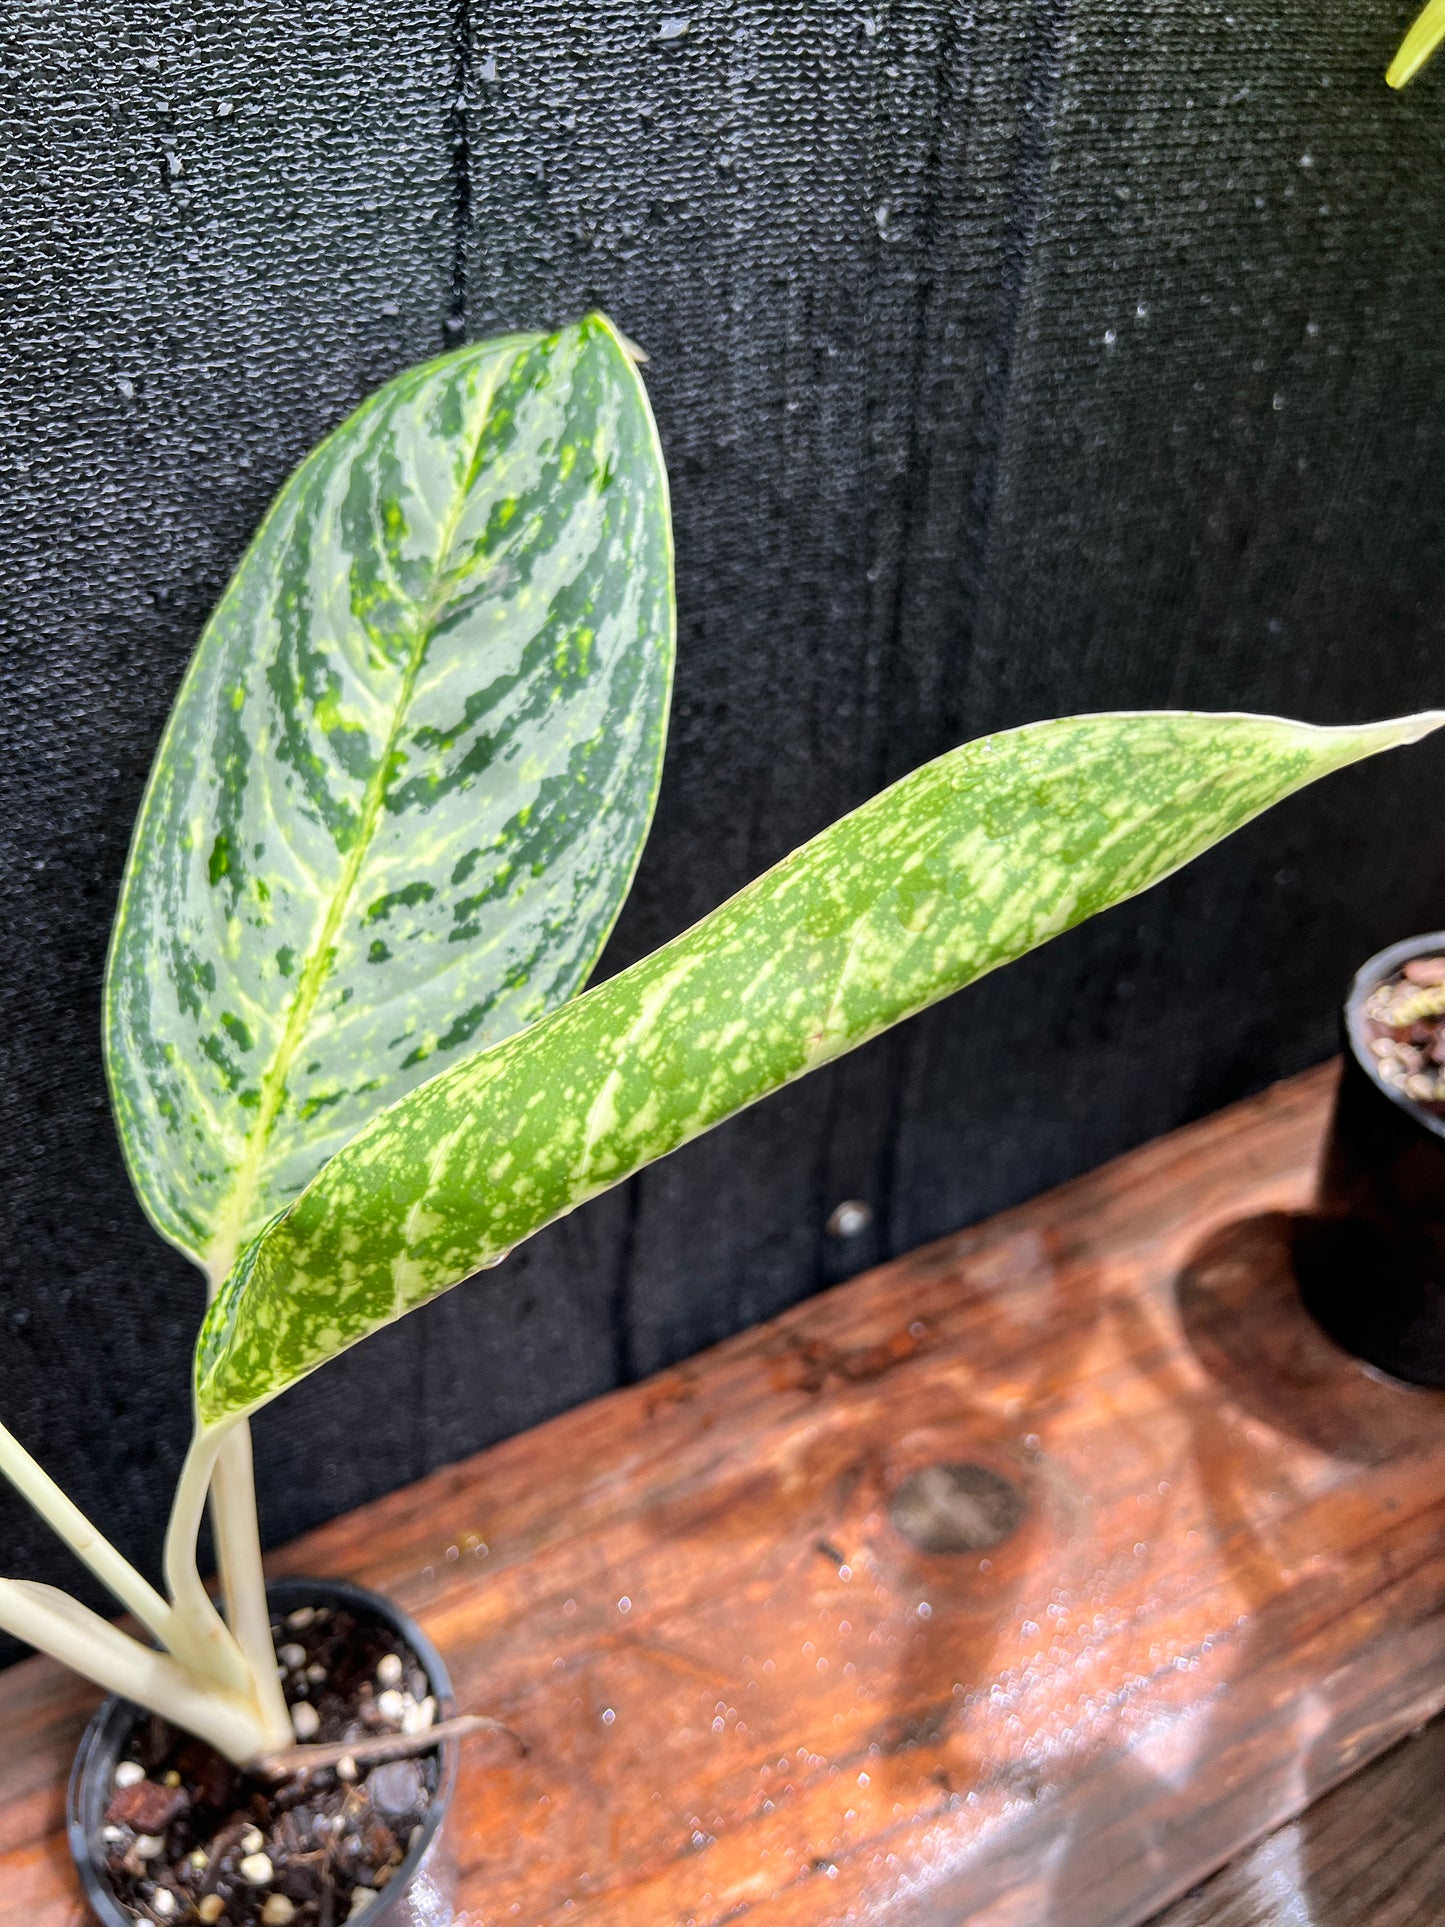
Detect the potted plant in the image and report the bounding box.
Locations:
[3,311,1439,1925]
[1299,933,1445,1388]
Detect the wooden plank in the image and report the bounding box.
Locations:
[4,1060,1445,1924]
[1149,1713,1445,1926]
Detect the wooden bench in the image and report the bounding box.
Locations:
[5,1062,1444,1924]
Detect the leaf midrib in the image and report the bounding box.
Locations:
[204,357,510,1286]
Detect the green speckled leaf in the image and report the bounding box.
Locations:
[106,313,673,1279]
[195,708,1443,1425]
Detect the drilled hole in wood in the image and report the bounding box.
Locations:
[889,1463,1025,1553]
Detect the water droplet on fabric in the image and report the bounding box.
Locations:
[826,1198,873,1238]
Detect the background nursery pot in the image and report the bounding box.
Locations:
[1299,931,1445,1387]
[68,1578,459,1927]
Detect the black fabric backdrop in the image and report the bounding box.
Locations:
[2,0,1444,1656]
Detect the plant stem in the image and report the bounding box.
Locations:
[196,1256,290,1747]
[161,1425,254,1698]
[0,1386,284,1753]
[0,1417,174,1648]
[210,1420,290,1745]
[0,1578,273,1763]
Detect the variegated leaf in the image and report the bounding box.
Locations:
[195,708,1443,1424]
[106,313,673,1279]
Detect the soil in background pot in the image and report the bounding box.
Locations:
[1359,951,1445,1115]
[100,1603,442,1926]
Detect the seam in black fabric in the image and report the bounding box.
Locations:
[953,0,1070,704]
[609,1178,644,1387]
[446,0,473,344]
[871,0,969,799]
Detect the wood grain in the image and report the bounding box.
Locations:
[4,1061,1445,1925]
[1149,1713,1445,1927]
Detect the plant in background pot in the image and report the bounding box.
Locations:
[1298,933,1445,1388]
[2,310,1440,1925]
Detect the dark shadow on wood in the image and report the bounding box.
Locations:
[1175,1211,1443,1468]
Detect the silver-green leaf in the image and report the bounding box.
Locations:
[195,708,1443,1425]
[105,314,674,1279]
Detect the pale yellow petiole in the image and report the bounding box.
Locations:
[0,1416,252,1709]
[208,1420,291,1746]
[160,1423,257,1700]
[0,1416,174,1647]
[197,1254,291,1749]
[162,1416,292,1754]
[0,1409,291,1759]
[0,1579,275,1762]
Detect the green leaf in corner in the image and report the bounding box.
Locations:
[195,707,1444,1425]
[1388,0,1445,86]
[105,313,674,1280]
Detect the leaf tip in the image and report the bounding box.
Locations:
[1386,708,1445,746]
[577,309,649,363]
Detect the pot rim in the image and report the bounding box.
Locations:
[66,1575,458,1927]
[1344,929,1445,1144]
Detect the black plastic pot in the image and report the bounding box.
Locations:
[67,1576,459,1927]
[1298,930,1445,1388]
